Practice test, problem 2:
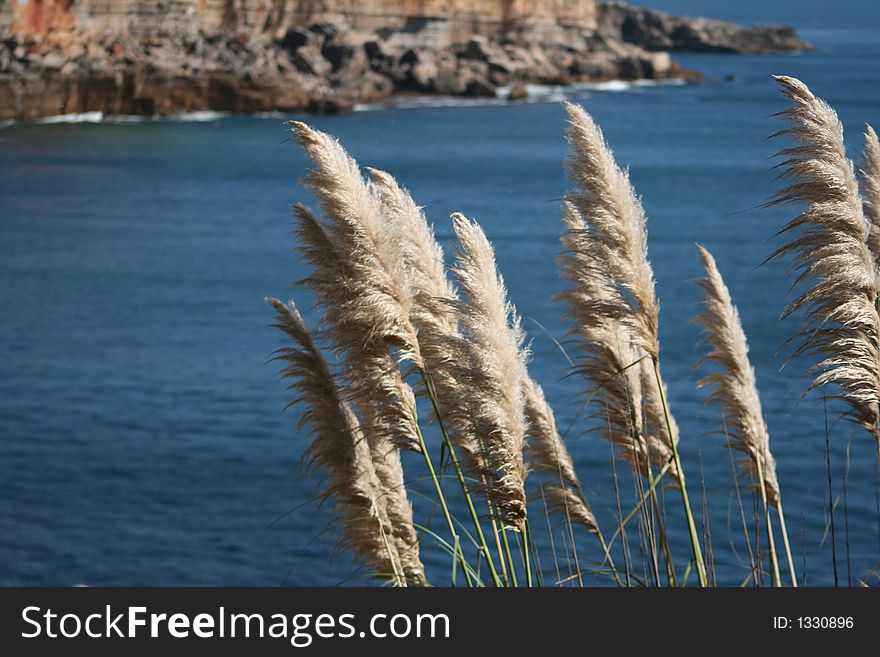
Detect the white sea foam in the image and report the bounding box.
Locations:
[102,115,153,124]
[168,111,230,122]
[358,94,509,112]
[581,80,633,92]
[36,111,104,124]
[393,96,508,110]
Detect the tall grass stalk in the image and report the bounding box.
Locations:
[776,499,798,586]
[368,167,505,585]
[755,457,782,586]
[561,101,706,585]
[413,419,474,586]
[651,357,708,586]
[420,370,503,586]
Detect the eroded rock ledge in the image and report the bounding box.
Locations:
[0,4,811,121]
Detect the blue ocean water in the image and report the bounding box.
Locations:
[1,6,879,586]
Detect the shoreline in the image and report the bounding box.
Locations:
[0,77,692,128]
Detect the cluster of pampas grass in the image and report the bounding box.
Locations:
[769,76,880,455]
[267,76,880,587]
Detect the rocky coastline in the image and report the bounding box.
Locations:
[0,3,812,121]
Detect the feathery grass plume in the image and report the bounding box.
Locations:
[291,203,426,583]
[769,76,880,446]
[693,246,780,506]
[357,396,425,584]
[290,125,483,583]
[367,168,458,341]
[289,124,422,455]
[563,100,706,585]
[293,203,422,454]
[523,376,599,533]
[557,200,678,479]
[693,245,798,587]
[367,168,462,410]
[859,125,880,263]
[265,298,408,585]
[440,213,529,528]
[289,121,423,368]
[562,102,680,458]
[563,101,660,359]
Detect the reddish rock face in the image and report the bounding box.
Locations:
[11,0,76,36]
[3,1,598,40]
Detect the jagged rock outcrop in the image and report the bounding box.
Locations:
[598,2,812,54]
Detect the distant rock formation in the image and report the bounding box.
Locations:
[598,2,812,54]
[0,1,811,121]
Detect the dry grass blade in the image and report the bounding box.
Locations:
[859,125,880,265]
[440,213,529,528]
[694,245,780,506]
[265,297,409,585]
[524,377,600,534]
[768,76,880,444]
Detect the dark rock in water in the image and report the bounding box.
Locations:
[465,77,496,98]
[598,2,812,54]
[508,82,529,101]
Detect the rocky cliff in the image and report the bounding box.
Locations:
[0,1,597,39]
[0,1,810,121]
